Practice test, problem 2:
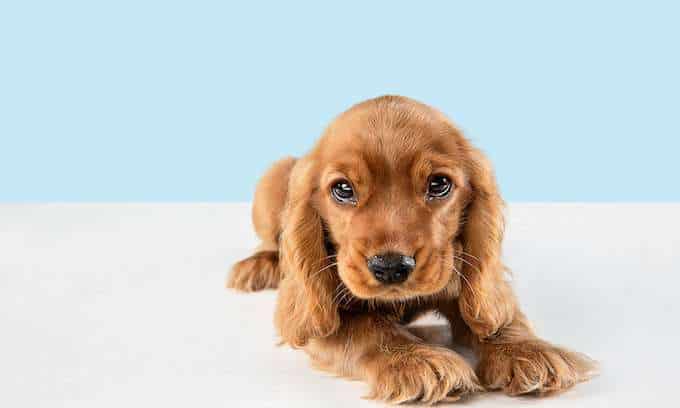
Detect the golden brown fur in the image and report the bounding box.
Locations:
[228,96,596,404]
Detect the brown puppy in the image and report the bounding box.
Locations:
[228,96,596,404]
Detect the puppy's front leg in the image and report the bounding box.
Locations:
[473,311,597,396]
[304,313,482,404]
[447,283,597,396]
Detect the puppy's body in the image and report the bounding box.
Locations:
[229,96,595,404]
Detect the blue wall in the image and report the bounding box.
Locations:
[1,1,678,202]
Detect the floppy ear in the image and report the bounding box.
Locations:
[458,148,516,339]
[274,157,340,347]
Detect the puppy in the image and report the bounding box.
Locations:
[228,96,596,404]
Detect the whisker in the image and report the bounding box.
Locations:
[344,291,353,307]
[310,262,338,280]
[453,264,479,299]
[453,255,481,275]
[339,287,352,307]
[332,289,342,306]
[458,250,481,262]
[332,283,345,305]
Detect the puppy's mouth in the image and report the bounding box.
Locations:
[322,224,457,302]
[371,286,422,301]
[335,247,453,302]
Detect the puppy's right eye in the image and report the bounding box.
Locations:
[331,180,356,204]
[426,174,453,200]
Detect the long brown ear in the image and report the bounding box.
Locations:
[458,147,516,339]
[274,157,340,347]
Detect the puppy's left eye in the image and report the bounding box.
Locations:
[331,180,357,204]
[427,174,453,199]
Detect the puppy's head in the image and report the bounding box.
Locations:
[276,96,505,344]
[314,98,477,300]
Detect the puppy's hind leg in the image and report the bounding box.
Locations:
[227,157,296,292]
[228,248,280,291]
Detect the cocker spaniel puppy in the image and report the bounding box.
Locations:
[228,96,595,404]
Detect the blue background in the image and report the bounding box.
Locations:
[1,1,678,202]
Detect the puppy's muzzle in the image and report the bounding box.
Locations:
[367,252,415,284]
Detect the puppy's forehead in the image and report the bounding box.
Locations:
[319,96,463,165]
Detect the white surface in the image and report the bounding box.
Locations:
[1,203,679,407]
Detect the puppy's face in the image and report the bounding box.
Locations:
[312,100,473,301]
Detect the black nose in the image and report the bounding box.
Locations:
[367,252,415,284]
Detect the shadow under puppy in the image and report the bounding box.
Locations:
[228,95,596,404]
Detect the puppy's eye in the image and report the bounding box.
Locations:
[331,180,357,204]
[427,174,453,199]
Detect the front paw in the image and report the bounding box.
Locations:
[477,340,597,396]
[364,344,482,404]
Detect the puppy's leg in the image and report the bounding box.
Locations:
[227,248,280,291]
[228,157,296,292]
[474,310,597,396]
[305,314,482,404]
[440,290,597,396]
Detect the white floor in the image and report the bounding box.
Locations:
[1,203,678,407]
